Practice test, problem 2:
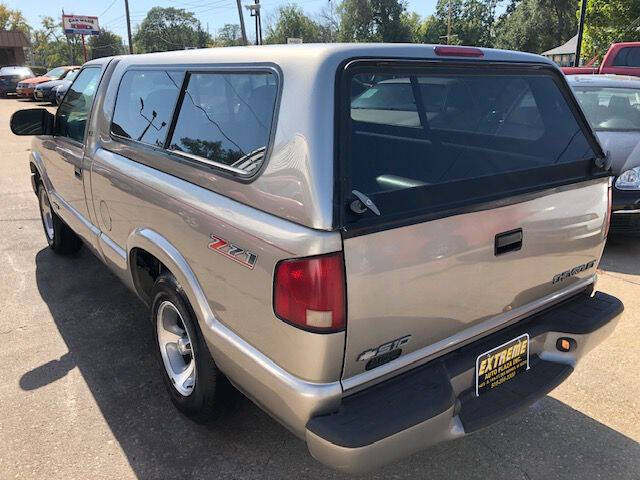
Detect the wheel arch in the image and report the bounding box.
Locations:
[126,228,213,329]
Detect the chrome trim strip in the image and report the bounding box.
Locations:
[341,275,595,393]
[613,209,640,214]
[168,149,251,176]
[99,233,127,270]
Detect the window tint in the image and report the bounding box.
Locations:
[0,66,32,76]
[613,47,640,67]
[111,70,184,147]
[345,68,599,221]
[168,72,277,175]
[46,67,68,79]
[55,67,101,143]
[573,86,640,130]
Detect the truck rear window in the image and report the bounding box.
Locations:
[340,63,604,231]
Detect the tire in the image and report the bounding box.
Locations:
[37,183,82,255]
[151,274,224,422]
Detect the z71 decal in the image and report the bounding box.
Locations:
[208,234,258,270]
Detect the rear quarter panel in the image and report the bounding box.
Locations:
[89,149,345,383]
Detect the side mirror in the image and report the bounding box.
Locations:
[10,108,54,136]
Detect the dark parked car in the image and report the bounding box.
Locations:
[568,74,640,235]
[0,66,34,96]
[34,68,80,103]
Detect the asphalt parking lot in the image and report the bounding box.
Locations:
[0,97,639,480]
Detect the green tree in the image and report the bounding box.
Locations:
[31,16,83,68]
[0,3,29,34]
[494,0,579,53]
[89,30,124,59]
[414,0,497,46]
[337,0,412,43]
[213,24,244,46]
[264,4,323,44]
[581,0,640,60]
[134,7,211,53]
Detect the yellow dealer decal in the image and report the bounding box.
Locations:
[475,334,529,396]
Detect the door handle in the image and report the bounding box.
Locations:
[495,228,522,256]
[74,166,82,179]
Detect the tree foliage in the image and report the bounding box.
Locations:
[89,30,125,59]
[0,2,29,34]
[264,4,324,44]
[415,0,497,46]
[494,0,579,54]
[213,24,244,47]
[134,7,211,53]
[31,16,83,68]
[337,0,412,42]
[582,0,640,60]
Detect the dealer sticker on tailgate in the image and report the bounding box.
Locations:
[475,334,529,396]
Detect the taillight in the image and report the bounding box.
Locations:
[434,46,484,57]
[274,252,346,333]
[604,177,613,239]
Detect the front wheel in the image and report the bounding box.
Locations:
[37,184,82,254]
[151,274,224,422]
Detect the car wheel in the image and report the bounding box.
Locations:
[37,183,82,254]
[151,273,224,422]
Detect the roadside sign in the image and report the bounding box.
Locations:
[287,37,302,44]
[63,15,100,36]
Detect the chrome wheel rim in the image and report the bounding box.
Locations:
[156,301,196,396]
[39,188,54,241]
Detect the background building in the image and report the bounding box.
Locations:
[541,34,578,67]
[0,31,29,65]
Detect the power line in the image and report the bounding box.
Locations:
[99,0,119,17]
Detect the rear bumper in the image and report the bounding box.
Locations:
[305,290,623,474]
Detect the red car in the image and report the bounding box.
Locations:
[563,42,640,77]
[16,66,80,98]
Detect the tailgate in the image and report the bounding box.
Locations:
[337,59,609,386]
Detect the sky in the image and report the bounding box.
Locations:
[6,0,444,45]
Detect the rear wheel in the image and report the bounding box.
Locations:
[37,184,82,254]
[151,274,224,422]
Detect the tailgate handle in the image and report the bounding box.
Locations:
[495,229,523,256]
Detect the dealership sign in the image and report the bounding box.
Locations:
[63,15,100,36]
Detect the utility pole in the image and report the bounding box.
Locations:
[124,0,133,54]
[447,0,452,45]
[62,9,74,64]
[574,0,587,67]
[257,0,262,45]
[236,0,248,45]
[246,0,262,45]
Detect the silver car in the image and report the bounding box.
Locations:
[568,74,640,235]
[10,44,623,473]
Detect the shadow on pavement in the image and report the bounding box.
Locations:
[600,236,640,276]
[21,246,640,479]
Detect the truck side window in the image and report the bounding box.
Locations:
[55,67,101,143]
[613,47,640,68]
[111,70,184,147]
[168,72,277,175]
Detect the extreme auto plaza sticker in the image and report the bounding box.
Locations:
[475,333,529,396]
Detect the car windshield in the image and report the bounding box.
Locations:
[65,70,79,82]
[573,86,640,131]
[45,67,67,79]
[0,66,32,76]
